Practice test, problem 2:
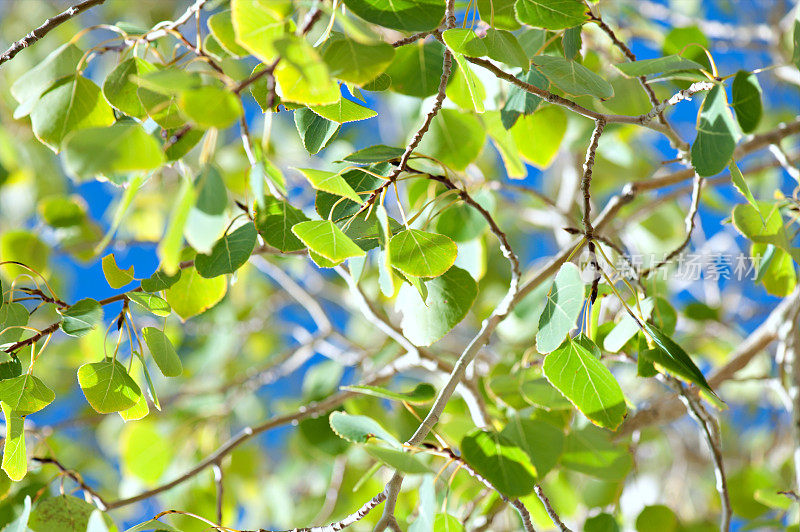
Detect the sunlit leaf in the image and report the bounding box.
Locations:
[460,429,536,497]
[77,359,142,414]
[536,263,585,353]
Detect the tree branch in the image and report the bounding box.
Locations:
[0,0,107,67]
[581,118,607,303]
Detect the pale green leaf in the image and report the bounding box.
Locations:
[77,359,142,414]
[102,253,135,288]
[127,292,171,317]
[731,70,762,134]
[514,0,589,30]
[254,195,309,252]
[543,337,627,429]
[531,55,613,98]
[142,327,182,377]
[328,411,401,447]
[460,429,536,497]
[322,39,395,85]
[365,445,431,474]
[308,98,377,123]
[1,403,25,481]
[536,262,585,353]
[59,298,104,337]
[389,229,457,278]
[164,267,227,321]
[291,220,366,261]
[340,383,436,403]
[30,75,115,152]
[295,168,363,202]
[179,85,242,129]
[0,375,55,416]
[614,55,705,77]
[396,266,478,346]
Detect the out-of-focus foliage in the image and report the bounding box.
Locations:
[0,0,798,531]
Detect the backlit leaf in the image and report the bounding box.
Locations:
[389,229,458,278]
[460,429,536,497]
[142,327,183,378]
[543,337,627,429]
[342,0,445,31]
[514,0,589,30]
[292,220,366,261]
[691,84,738,177]
[195,222,258,278]
[536,262,585,353]
[77,359,143,414]
[329,411,400,447]
[731,70,762,134]
[59,298,103,337]
[531,55,613,98]
[165,267,227,321]
[0,375,55,416]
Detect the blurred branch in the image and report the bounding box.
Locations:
[0,0,107,67]
[33,456,109,510]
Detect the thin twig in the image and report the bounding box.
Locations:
[533,485,572,532]
[675,381,731,532]
[0,0,107,67]
[33,457,109,510]
[640,173,703,277]
[581,118,607,303]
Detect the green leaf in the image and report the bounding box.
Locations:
[294,107,340,154]
[0,375,54,416]
[275,36,340,105]
[732,202,789,250]
[562,25,582,59]
[343,145,405,164]
[340,383,436,403]
[179,85,243,129]
[30,75,115,152]
[636,505,678,532]
[585,513,620,532]
[0,358,23,382]
[323,39,395,85]
[102,253,135,288]
[3,495,32,531]
[365,445,431,474]
[420,108,486,170]
[194,165,228,215]
[328,411,401,447]
[500,416,564,478]
[409,476,436,532]
[731,70,762,134]
[142,327,182,378]
[477,0,521,29]
[514,0,589,30]
[308,98,377,123]
[141,269,181,292]
[434,514,465,532]
[231,0,289,62]
[643,323,716,396]
[38,195,87,228]
[28,495,96,532]
[208,9,249,57]
[794,5,800,71]
[542,337,627,429]
[1,403,25,481]
[342,0,445,31]
[561,425,632,480]
[0,302,29,346]
[451,53,486,113]
[729,162,761,216]
[255,196,309,252]
[531,55,613,98]
[165,267,227,321]
[316,166,386,222]
[484,111,526,178]
[754,243,796,297]
[396,266,478,346]
[291,220,366,261]
[521,377,572,410]
[120,421,174,483]
[614,55,704,77]
[295,168,363,203]
[511,105,567,167]
[385,42,445,98]
[10,43,83,117]
[127,292,171,317]
[442,29,488,57]
[501,69,547,129]
[691,84,738,177]
[195,222,257,278]
[59,298,104,337]
[485,29,529,71]
[389,229,458,278]
[460,429,537,497]
[102,58,148,118]
[77,359,143,414]
[603,298,654,353]
[536,262,585,353]
[0,231,49,279]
